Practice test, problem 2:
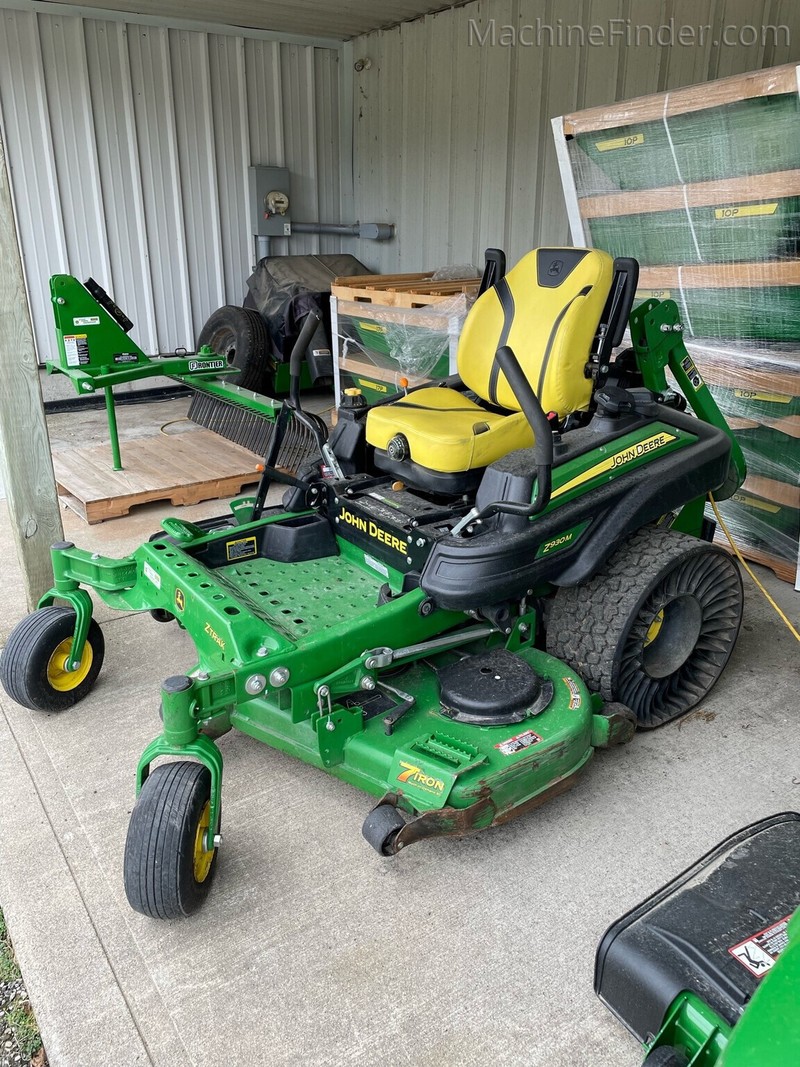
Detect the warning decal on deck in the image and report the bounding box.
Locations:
[494,730,542,757]
[562,677,582,710]
[729,915,792,977]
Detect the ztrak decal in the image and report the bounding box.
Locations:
[174,588,186,612]
[535,520,590,559]
[396,761,445,795]
[494,730,542,756]
[339,506,407,556]
[729,915,792,977]
[552,431,678,500]
[226,536,257,562]
[203,622,225,650]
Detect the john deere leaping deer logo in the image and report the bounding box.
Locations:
[397,761,445,794]
[174,588,185,612]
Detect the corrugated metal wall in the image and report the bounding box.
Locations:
[0,8,343,361]
[352,0,800,274]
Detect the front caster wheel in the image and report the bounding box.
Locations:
[0,606,105,711]
[124,761,218,919]
[363,804,406,856]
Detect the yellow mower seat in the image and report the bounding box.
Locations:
[366,247,615,476]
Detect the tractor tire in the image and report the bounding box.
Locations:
[196,305,272,392]
[546,525,743,728]
[0,606,105,712]
[124,761,218,919]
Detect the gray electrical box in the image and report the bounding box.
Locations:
[248,166,292,237]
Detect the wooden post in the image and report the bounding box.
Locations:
[0,125,63,610]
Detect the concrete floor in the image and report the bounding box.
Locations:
[0,401,798,1067]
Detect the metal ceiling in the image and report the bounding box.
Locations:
[35,0,460,41]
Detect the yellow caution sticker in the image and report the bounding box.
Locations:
[226,535,257,562]
[595,132,645,152]
[714,203,778,220]
[733,388,792,404]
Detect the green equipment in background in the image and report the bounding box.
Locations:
[46,276,321,472]
[2,246,747,919]
[596,813,800,1067]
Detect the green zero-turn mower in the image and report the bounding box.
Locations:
[597,813,800,1066]
[1,247,748,918]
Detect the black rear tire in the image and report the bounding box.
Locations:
[0,607,105,712]
[546,526,743,728]
[196,305,272,392]
[124,761,218,919]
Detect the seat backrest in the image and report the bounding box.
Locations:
[457,247,614,417]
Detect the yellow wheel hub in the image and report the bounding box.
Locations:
[643,609,665,648]
[193,801,215,883]
[46,637,93,692]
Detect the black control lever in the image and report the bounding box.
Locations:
[452,344,553,535]
[251,310,324,520]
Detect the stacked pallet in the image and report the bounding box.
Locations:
[554,63,800,583]
[330,270,480,404]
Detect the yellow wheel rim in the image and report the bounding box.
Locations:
[46,637,93,692]
[193,801,215,883]
[643,609,665,648]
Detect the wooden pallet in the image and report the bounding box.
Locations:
[714,534,797,584]
[52,428,261,524]
[332,272,479,308]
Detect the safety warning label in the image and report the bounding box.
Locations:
[729,915,792,977]
[494,730,542,757]
[64,334,90,367]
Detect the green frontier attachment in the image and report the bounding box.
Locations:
[49,275,241,470]
[630,298,746,500]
